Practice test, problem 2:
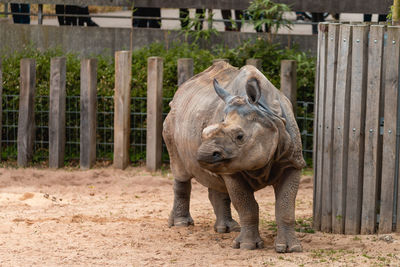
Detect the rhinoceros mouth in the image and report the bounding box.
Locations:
[197,157,233,170]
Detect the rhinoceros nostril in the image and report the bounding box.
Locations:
[212,151,222,160]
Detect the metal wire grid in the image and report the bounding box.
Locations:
[296,101,314,166]
[1,94,18,159]
[1,94,314,165]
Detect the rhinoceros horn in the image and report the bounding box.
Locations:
[245,78,261,104]
[213,79,233,103]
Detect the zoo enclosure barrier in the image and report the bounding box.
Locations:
[0,54,312,170]
[313,22,400,235]
[0,0,321,28]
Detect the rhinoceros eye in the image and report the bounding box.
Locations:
[236,134,244,141]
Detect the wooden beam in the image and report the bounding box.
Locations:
[379,27,400,234]
[146,57,163,171]
[0,0,392,13]
[313,22,328,231]
[49,57,66,168]
[80,58,97,170]
[17,59,36,167]
[320,23,340,233]
[246,59,262,71]
[177,58,193,87]
[361,25,385,234]
[114,51,132,170]
[332,24,352,234]
[345,25,369,235]
[0,59,2,160]
[280,60,297,116]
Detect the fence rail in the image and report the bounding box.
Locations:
[0,54,313,170]
[0,0,392,13]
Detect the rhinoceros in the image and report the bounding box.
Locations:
[162,61,306,253]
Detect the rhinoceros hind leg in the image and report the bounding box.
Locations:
[208,188,240,233]
[273,168,302,253]
[168,179,194,227]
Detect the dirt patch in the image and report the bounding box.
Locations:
[0,167,399,266]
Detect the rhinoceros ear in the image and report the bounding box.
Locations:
[246,78,261,104]
[213,79,232,103]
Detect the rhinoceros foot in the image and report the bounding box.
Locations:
[232,225,264,250]
[214,219,240,233]
[274,229,302,253]
[168,214,194,227]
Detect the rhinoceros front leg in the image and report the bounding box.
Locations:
[273,168,302,253]
[168,179,194,227]
[223,174,264,250]
[208,188,240,233]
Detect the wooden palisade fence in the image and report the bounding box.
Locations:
[0,54,297,172]
[314,22,400,234]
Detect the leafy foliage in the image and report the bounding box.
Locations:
[0,41,315,164]
[246,0,293,42]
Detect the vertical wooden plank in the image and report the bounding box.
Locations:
[312,24,322,230]
[332,24,352,234]
[146,57,163,171]
[345,25,369,235]
[380,26,400,234]
[17,59,36,167]
[246,58,262,71]
[281,60,297,116]
[177,58,193,86]
[49,57,66,168]
[80,58,97,170]
[361,25,385,234]
[0,59,2,160]
[321,23,340,233]
[313,22,329,231]
[114,51,132,170]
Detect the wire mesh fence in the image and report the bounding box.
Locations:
[1,94,314,166]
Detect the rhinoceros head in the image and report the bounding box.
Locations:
[197,78,283,174]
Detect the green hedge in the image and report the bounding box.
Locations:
[0,40,315,165]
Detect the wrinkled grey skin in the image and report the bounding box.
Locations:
[163,62,306,253]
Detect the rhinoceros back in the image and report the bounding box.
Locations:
[163,62,240,190]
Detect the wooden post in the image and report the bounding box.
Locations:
[280,60,297,116]
[361,25,385,234]
[0,59,2,160]
[393,0,400,25]
[313,22,328,231]
[38,4,43,25]
[345,25,369,235]
[379,26,400,233]
[114,51,132,170]
[177,58,193,86]
[80,58,97,170]
[321,23,340,233]
[17,59,36,167]
[246,58,262,71]
[312,24,321,231]
[332,24,352,234]
[49,57,66,168]
[146,57,163,171]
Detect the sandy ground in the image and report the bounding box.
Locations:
[0,166,399,266]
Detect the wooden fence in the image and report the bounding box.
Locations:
[0,54,297,171]
[314,22,400,234]
[0,0,392,13]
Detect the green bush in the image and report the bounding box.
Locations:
[0,41,315,165]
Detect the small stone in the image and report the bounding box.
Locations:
[379,234,394,243]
